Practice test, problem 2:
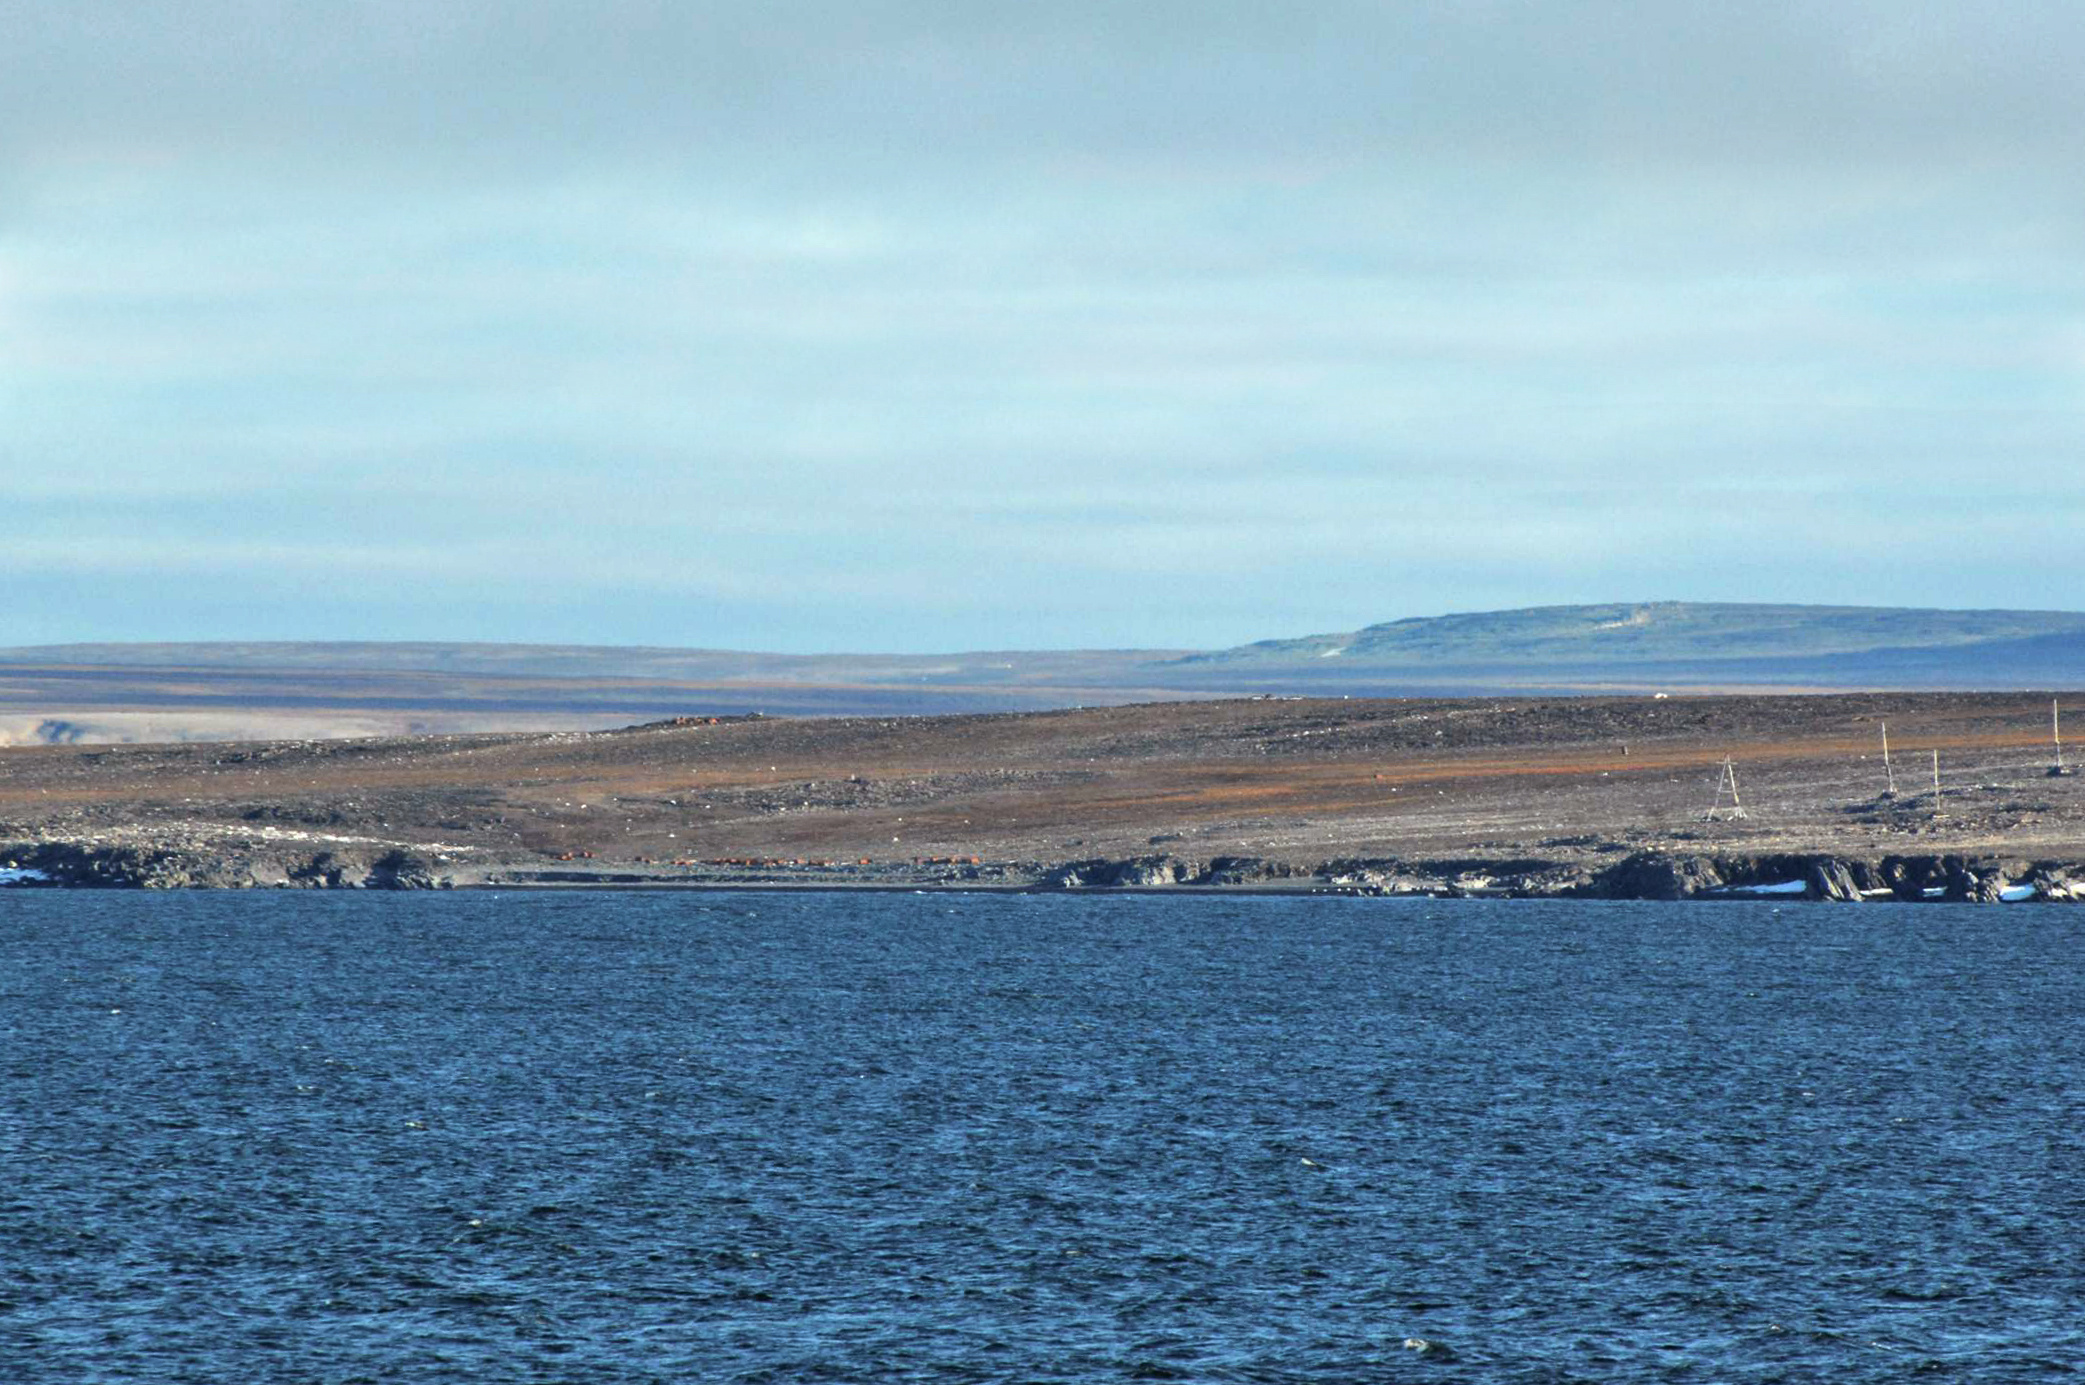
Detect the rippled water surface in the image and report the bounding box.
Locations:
[3,891,2081,1382]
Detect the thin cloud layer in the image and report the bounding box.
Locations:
[6,3,2084,649]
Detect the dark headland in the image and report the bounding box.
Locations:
[7,691,2085,902]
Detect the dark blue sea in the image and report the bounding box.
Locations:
[3,891,2080,1383]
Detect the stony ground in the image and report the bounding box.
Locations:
[4,693,2084,893]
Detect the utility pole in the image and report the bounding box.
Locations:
[1880,721,1896,796]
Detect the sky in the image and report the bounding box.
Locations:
[6,1,2085,652]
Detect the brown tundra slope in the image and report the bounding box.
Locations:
[4,693,2085,897]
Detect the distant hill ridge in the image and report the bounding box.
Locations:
[12,604,2085,678]
[5,604,2085,745]
[1184,602,2085,668]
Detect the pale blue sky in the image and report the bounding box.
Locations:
[7,2,2085,651]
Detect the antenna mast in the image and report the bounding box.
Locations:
[1880,721,1896,796]
[2052,699,2069,778]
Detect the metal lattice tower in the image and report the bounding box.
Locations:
[1703,757,1748,821]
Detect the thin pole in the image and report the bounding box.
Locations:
[2056,699,2065,773]
[1881,721,1896,795]
[1931,748,1941,797]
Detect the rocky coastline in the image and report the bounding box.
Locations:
[4,837,2081,903]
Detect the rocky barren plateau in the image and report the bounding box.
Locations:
[5,691,2085,903]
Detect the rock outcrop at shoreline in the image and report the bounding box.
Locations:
[0,840,455,891]
[1579,850,2078,902]
[7,837,2077,902]
[1022,849,2079,902]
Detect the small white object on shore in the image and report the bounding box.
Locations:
[1713,880,1807,897]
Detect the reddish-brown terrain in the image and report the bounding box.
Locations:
[5,692,2084,897]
